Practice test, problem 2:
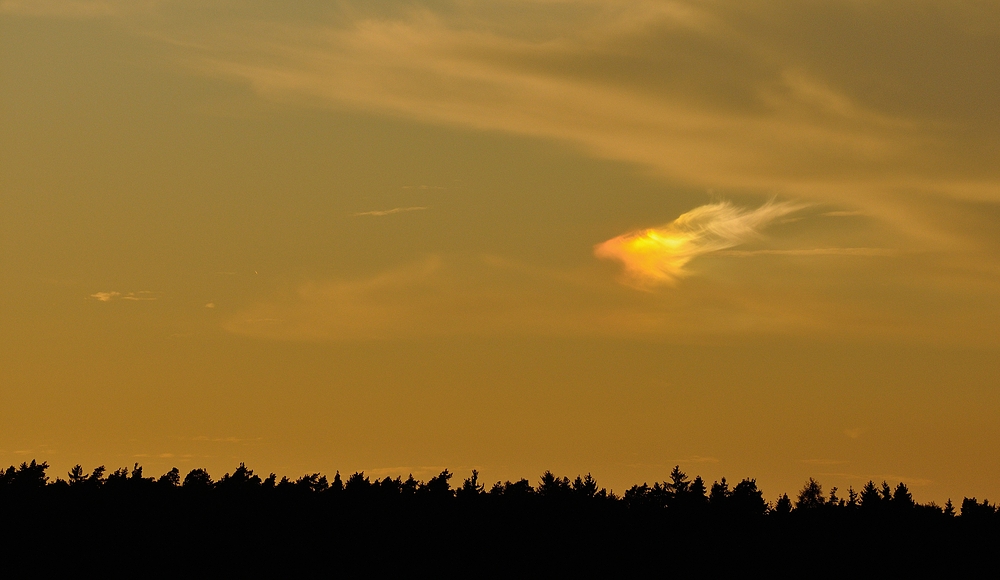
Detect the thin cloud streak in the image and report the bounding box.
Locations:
[90,291,158,302]
[354,206,428,217]
[716,248,898,257]
[594,200,803,287]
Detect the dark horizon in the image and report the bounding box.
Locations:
[4,457,998,573]
[5,458,996,519]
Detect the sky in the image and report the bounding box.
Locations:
[2,0,999,503]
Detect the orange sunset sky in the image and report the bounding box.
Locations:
[2,0,999,503]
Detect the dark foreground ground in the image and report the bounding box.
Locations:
[2,461,997,574]
[5,500,996,574]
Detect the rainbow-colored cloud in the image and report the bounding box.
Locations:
[595,200,802,287]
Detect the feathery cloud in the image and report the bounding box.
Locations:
[145,0,998,254]
[15,1,999,246]
[594,200,803,287]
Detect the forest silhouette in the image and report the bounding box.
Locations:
[2,460,997,572]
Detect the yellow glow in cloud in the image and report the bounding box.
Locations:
[595,201,802,287]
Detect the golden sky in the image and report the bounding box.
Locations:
[2,0,999,502]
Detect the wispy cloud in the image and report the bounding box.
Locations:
[716,248,897,257]
[11,1,1000,246]
[90,291,158,302]
[354,206,428,217]
[595,200,803,287]
[90,291,120,302]
[145,0,1000,258]
[220,250,1000,344]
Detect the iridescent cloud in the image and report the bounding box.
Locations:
[595,201,802,287]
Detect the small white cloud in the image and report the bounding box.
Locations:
[90,291,158,302]
[354,206,428,217]
[90,291,120,302]
[204,303,216,308]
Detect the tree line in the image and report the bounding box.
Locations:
[3,459,997,573]
[2,459,996,520]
